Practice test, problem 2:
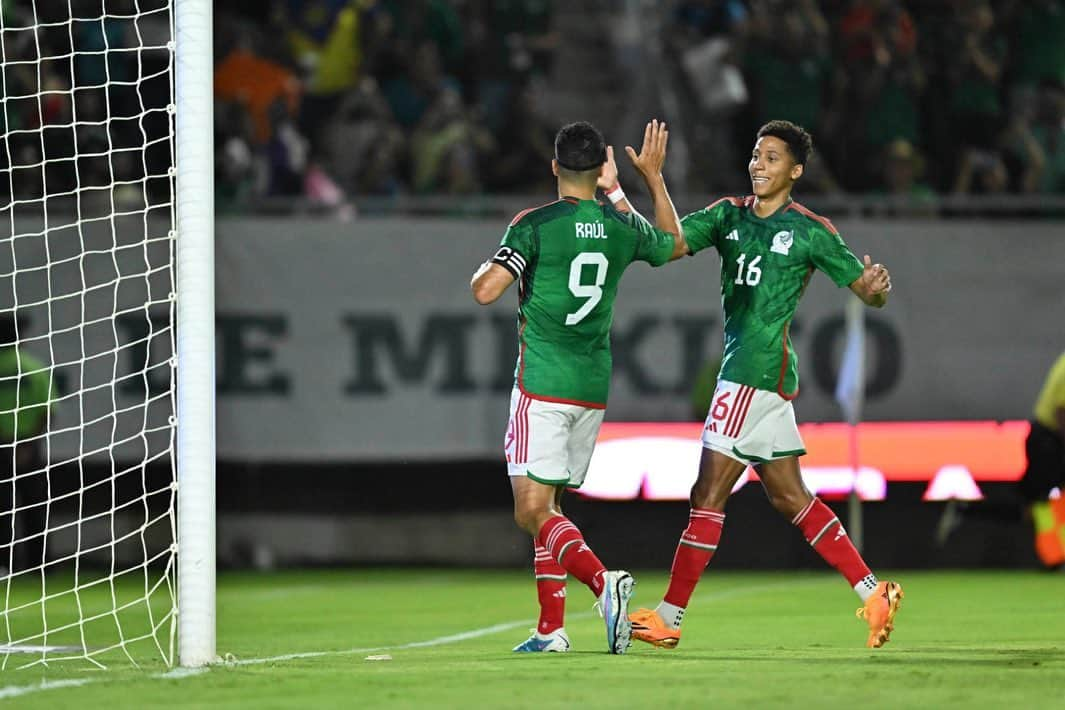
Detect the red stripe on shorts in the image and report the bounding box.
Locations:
[727,386,756,438]
[721,385,744,437]
[518,393,531,463]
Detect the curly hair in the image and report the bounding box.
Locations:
[756,120,813,166]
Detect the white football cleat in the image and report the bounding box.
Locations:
[512,627,571,653]
[597,570,635,654]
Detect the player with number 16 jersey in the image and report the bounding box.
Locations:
[620,120,903,653]
[683,194,862,400]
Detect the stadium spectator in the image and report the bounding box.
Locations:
[1024,79,1065,193]
[742,0,831,134]
[834,0,924,188]
[952,147,1009,195]
[0,314,54,575]
[1004,0,1065,89]
[278,0,366,148]
[673,0,750,43]
[319,77,405,196]
[470,120,685,654]
[946,1,1006,153]
[404,43,493,194]
[625,120,903,651]
[478,80,556,194]
[214,38,302,147]
[875,138,936,214]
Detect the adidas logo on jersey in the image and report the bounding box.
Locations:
[771,230,794,255]
[725,229,740,241]
[575,222,606,239]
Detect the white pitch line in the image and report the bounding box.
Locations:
[226,575,832,665]
[0,575,836,701]
[0,678,95,700]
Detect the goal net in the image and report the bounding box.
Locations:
[0,0,193,669]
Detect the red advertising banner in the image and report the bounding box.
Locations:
[581,421,1030,502]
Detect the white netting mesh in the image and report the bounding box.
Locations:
[0,0,176,668]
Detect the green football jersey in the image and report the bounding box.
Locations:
[683,196,864,398]
[495,197,675,407]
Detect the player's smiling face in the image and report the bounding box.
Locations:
[749,136,803,199]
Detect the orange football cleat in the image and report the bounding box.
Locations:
[857,581,904,648]
[629,608,681,649]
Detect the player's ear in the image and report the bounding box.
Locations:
[551,159,559,177]
[791,162,804,181]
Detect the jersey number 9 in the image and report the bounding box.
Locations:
[565,252,609,325]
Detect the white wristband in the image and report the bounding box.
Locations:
[604,183,626,204]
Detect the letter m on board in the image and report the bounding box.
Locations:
[343,314,477,394]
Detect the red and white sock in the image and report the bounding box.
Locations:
[537,516,607,598]
[793,498,878,601]
[533,542,567,635]
[660,508,725,628]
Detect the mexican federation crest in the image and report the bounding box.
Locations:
[770,229,793,255]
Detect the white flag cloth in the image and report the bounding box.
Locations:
[835,296,865,425]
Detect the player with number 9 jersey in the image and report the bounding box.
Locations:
[498,197,675,407]
[470,119,683,656]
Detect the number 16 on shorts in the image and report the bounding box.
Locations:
[701,379,806,464]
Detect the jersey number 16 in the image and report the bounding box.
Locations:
[734,253,762,286]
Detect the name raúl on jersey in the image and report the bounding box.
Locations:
[575,222,606,239]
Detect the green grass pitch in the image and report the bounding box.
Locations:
[1,569,1063,708]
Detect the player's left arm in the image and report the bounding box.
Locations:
[848,254,891,308]
[809,223,891,308]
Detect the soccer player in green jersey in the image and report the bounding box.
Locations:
[618,120,904,650]
[470,120,686,654]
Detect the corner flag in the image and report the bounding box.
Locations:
[835,295,866,552]
[835,296,865,425]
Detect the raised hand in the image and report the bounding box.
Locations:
[597,145,620,191]
[625,119,668,179]
[861,254,892,295]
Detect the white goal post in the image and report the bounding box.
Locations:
[175,0,216,669]
[0,0,214,669]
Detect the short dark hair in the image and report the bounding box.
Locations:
[554,121,607,173]
[756,120,813,166]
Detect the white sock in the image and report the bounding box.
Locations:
[854,573,879,602]
[656,601,686,629]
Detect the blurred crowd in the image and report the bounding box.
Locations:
[0,0,172,212]
[0,0,1063,213]
[677,0,1065,198]
[215,0,560,212]
[214,0,1065,209]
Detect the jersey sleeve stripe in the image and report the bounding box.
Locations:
[787,201,838,234]
[509,198,562,226]
[705,196,747,211]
